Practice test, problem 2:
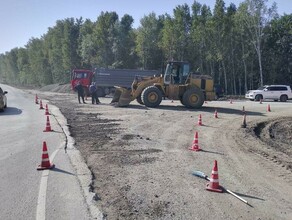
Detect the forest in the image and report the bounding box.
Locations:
[0,0,291,95]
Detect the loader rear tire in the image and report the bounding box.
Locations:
[142,86,162,108]
[182,88,204,108]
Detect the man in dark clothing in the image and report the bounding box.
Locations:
[89,82,100,104]
[75,81,86,104]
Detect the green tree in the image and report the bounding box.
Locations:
[239,0,278,86]
[173,4,192,61]
[62,18,82,72]
[4,49,19,84]
[136,12,163,69]
[263,14,292,84]
[16,48,30,85]
[94,11,119,67]
[112,14,136,68]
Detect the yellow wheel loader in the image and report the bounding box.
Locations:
[111,61,215,108]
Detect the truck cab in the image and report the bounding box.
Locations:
[71,69,94,95]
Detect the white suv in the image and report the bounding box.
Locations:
[245,85,292,102]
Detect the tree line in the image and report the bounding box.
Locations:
[0,0,291,95]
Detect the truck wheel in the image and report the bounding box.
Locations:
[96,88,105,97]
[182,88,204,108]
[141,86,162,107]
[84,87,90,97]
[280,95,288,102]
[255,94,262,101]
[136,94,144,105]
[104,88,110,95]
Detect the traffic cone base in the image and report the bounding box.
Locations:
[37,163,55,170]
[206,160,223,193]
[37,142,55,170]
[189,145,201,151]
[206,182,223,192]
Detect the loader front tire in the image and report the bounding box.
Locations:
[142,86,162,108]
[182,88,204,108]
[136,94,144,105]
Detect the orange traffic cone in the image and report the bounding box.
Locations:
[189,131,201,151]
[39,100,44,109]
[241,114,247,128]
[214,109,218,118]
[198,114,202,126]
[267,104,271,112]
[35,94,39,104]
[45,104,50,115]
[206,160,223,193]
[43,116,53,132]
[37,141,54,170]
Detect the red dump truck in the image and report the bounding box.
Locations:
[71,68,160,97]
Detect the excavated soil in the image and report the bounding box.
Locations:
[34,85,292,220]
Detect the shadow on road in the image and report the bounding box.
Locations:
[118,104,265,116]
[0,107,22,116]
[51,167,75,176]
[231,191,265,201]
[200,149,225,155]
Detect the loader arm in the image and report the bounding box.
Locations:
[111,76,163,107]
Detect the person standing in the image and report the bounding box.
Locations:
[75,81,86,104]
[89,82,100,104]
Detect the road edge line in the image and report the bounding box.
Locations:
[36,149,59,220]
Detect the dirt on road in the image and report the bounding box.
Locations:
[35,85,292,220]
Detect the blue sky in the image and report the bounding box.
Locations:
[0,0,291,54]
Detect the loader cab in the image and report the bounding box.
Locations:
[164,61,190,85]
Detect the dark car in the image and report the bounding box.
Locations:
[0,87,8,112]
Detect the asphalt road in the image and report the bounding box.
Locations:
[0,84,91,220]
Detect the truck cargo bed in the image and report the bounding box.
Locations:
[95,68,160,88]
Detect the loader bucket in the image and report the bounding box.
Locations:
[111,87,132,107]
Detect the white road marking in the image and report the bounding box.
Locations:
[36,148,60,220]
